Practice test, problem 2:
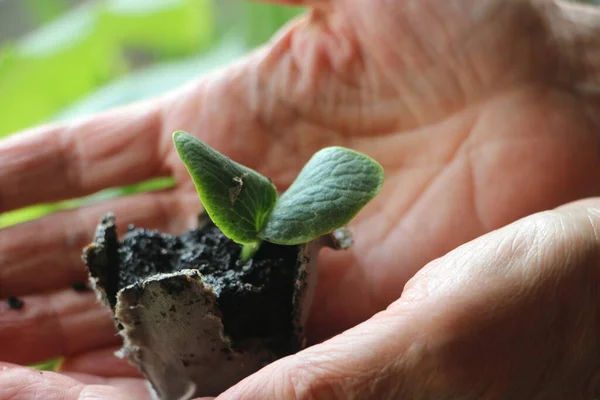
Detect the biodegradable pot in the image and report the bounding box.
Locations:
[82,212,352,400]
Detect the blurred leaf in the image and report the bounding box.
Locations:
[18,2,99,56]
[0,46,55,137]
[0,177,175,229]
[31,358,62,371]
[0,3,124,137]
[23,0,70,25]
[240,2,303,48]
[55,35,247,121]
[119,177,175,195]
[100,0,215,58]
[0,204,62,228]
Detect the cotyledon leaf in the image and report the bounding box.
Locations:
[172,131,277,245]
[259,147,384,245]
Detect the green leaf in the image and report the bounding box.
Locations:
[259,147,384,245]
[173,131,278,244]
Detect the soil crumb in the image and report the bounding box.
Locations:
[71,281,91,292]
[7,296,24,310]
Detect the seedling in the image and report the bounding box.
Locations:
[81,131,383,399]
[173,131,384,261]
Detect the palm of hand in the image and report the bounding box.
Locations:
[1,0,599,398]
[161,0,600,340]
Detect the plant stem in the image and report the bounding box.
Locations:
[240,241,262,262]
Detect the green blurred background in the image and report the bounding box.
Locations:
[0,0,598,372]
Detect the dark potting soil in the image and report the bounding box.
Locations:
[71,281,91,292]
[84,214,300,351]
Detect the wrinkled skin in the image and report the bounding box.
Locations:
[1,0,600,398]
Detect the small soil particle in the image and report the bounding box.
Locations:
[71,281,91,292]
[7,296,24,310]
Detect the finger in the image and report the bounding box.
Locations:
[59,346,142,378]
[218,206,600,399]
[393,207,600,398]
[61,368,213,399]
[0,288,118,365]
[0,98,166,213]
[556,197,600,212]
[60,373,150,399]
[0,363,146,400]
[0,189,198,298]
[217,297,416,399]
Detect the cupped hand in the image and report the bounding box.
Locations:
[1,0,599,398]
[4,202,600,399]
[218,200,600,399]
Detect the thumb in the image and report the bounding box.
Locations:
[216,305,416,400]
[216,205,600,399]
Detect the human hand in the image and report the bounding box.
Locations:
[1,0,599,398]
[4,201,600,400]
[215,199,600,399]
